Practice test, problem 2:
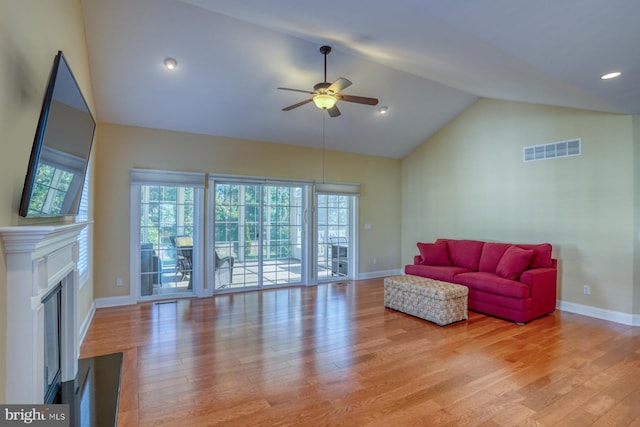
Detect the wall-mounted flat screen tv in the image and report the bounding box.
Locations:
[19,50,96,218]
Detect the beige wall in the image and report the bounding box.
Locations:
[0,0,95,402]
[94,123,401,298]
[402,98,635,314]
[634,115,640,315]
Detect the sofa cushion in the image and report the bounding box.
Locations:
[417,241,451,266]
[517,243,553,269]
[442,239,485,271]
[404,264,471,283]
[478,242,511,273]
[454,271,531,298]
[495,246,534,280]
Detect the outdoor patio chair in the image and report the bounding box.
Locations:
[171,236,193,286]
[215,251,234,285]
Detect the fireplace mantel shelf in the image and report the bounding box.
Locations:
[0,221,91,254]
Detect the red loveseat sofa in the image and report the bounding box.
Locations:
[405,239,557,324]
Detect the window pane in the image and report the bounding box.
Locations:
[140,183,196,297]
[76,167,90,280]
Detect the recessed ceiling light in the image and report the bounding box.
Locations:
[378,106,389,114]
[601,71,621,80]
[164,57,178,70]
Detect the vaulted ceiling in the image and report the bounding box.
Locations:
[81,0,640,158]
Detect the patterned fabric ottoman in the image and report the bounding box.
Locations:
[384,275,468,326]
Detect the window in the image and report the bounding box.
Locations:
[316,193,356,281]
[76,166,90,287]
[131,169,205,299]
[210,180,306,290]
[207,176,358,291]
[314,183,359,282]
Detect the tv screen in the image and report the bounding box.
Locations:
[19,50,96,218]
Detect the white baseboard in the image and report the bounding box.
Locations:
[90,286,638,326]
[95,295,136,308]
[357,269,402,280]
[78,301,96,350]
[557,300,639,326]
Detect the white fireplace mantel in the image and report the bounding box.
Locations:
[0,222,88,403]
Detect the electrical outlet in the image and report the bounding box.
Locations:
[373,257,378,265]
[116,277,123,287]
[583,285,591,295]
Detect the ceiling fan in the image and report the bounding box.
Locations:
[278,45,379,117]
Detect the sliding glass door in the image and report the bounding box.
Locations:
[212,181,306,291]
[132,172,358,298]
[132,169,204,300]
[139,185,196,297]
[262,185,305,286]
[213,183,260,289]
[315,193,356,282]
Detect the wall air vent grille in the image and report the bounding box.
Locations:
[523,138,581,162]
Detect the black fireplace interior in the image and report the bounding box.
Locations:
[43,283,62,404]
[42,282,122,425]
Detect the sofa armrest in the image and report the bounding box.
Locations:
[414,255,422,265]
[520,267,557,318]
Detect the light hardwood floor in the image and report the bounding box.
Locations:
[80,278,640,426]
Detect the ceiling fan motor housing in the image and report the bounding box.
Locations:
[314,82,332,93]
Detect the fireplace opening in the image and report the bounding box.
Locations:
[43,283,62,404]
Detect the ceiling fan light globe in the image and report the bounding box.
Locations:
[313,94,337,110]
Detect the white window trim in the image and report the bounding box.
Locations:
[130,169,205,301]
[314,182,360,283]
[312,192,359,284]
[206,174,359,292]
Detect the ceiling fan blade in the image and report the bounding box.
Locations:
[282,98,313,111]
[278,87,315,95]
[327,77,352,94]
[327,105,341,118]
[336,94,379,106]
